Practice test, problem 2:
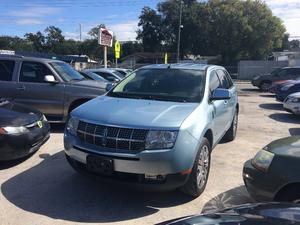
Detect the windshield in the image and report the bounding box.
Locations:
[94,71,119,82]
[112,70,125,78]
[84,71,108,82]
[107,69,205,102]
[270,68,281,76]
[50,62,84,82]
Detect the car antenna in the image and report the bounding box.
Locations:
[167,64,171,69]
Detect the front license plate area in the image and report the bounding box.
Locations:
[86,155,114,176]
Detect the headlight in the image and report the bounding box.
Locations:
[0,126,29,134]
[66,117,79,135]
[281,84,294,91]
[251,150,274,172]
[145,130,178,150]
[287,97,300,103]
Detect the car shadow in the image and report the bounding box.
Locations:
[201,186,255,213]
[289,128,300,136]
[0,153,34,170]
[259,94,275,98]
[240,88,260,92]
[50,123,65,133]
[1,151,193,223]
[269,113,300,124]
[259,103,283,111]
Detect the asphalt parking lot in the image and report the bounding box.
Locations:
[1,82,299,225]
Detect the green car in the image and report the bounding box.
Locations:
[243,136,300,203]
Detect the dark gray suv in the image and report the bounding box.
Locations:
[0,55,107,122]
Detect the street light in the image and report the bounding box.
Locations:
[177,0,183,63]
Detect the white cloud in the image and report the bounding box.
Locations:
[16,18,44,25]
[9,7,62,18]
[265,0,300,38]
[109,20,138,41]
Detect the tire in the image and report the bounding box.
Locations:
[259,81,271,92]
[223,110,238,142]
[277,185,300,203]
[180,138,211,197]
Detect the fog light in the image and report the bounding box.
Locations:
[145,174,166,181]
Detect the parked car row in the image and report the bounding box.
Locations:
[2,57,300,224]
[0,54,131,161]
[252,66,300,115]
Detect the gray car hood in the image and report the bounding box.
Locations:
[72,96,198,129]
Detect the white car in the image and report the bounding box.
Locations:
[283,92,300,115]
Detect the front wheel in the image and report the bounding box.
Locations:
[180,138,211,197]
[259,81,271,92]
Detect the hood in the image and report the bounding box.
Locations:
[72,96,198,129]
[160,203,300,225]
[264,136,300,157]
[0,100,42,127]
[287,92,300,98]
[71,80,107,89]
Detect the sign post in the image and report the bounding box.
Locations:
[164,52,168,64]
[98,28,113,68]
[115,40,121,68]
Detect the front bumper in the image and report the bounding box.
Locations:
[283,101,300,115]
[243,160,279,201]
[0,122,50,161]
[64,129,199,190]
[66,154,189,191]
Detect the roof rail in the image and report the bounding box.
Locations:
[0,54,23,58]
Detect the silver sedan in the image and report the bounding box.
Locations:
[283,92,300,115]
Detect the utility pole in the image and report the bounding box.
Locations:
[79,23,82,41]
[177,0,183,63]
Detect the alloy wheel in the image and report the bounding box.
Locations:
[197,145,210,189]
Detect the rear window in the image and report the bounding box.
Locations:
[0,60,15,81]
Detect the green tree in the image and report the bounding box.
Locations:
[88,24,106,39]
[44,26,65,53]
[290,40,300,50]
[137,7,165,52]
[24,31,45,52]
[137,0,286,64]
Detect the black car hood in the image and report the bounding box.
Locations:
[158,203,300,225]
[71,80,107,89]
[264,136,300,157]
[0,100,42,127]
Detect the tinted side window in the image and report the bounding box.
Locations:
[20,61,53,83]
[209,71,220,91]
[94,72,117,82]
[223,70,234,88]
[0,60,15,81]
[277,69,287,76]
[290,68,300,76]
[216,70,229,89]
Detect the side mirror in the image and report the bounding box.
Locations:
[44,75,58,84]
[106,83,113,92]
[210,88,231,101]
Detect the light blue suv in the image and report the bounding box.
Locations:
[64,64,239,197]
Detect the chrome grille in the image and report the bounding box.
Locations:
[77,121,148,151]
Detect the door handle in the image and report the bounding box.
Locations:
[17,86,26,91]
[224,100,229,105]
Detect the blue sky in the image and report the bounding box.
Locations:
[0,0,299,41]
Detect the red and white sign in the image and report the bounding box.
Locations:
[98,28,113,47]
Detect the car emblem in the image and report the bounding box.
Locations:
[37,121,43,128]
[102,128,108,146]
